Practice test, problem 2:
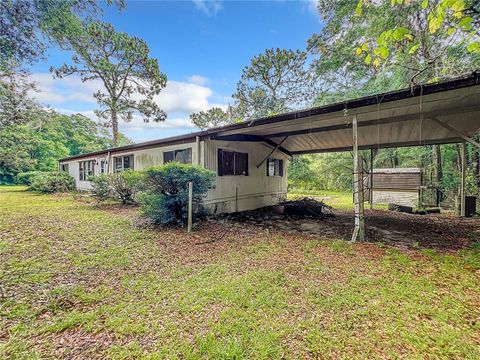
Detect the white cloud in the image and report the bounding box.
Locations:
[192,0,223,17]
[29,73,102,105]
[32,73,229,136]
[303,0,320,19]
[30,73,223,114]
[187,74,208,86]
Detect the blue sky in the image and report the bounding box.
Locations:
[29,0,323,142]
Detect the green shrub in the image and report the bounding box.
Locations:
[29,172,76,193]
[90,174,113,201]
[15,171,44,185]
[108,170,143,204]
[90,170,143,204]
[138,163,215,226]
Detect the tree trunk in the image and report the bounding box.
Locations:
[432,144,443,187]
[112,110,118,147]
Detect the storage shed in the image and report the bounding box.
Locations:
[371,168,422,207]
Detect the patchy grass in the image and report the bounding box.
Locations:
[289,189,388,211]
[1,186,479,359]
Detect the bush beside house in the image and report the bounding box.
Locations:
[90,163,215,227]
[29,172,76,193]
[138,163,215,226]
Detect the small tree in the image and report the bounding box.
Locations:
[138,163,215,226]
[52,21,167,146]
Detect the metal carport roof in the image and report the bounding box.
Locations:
[211,72,480,154]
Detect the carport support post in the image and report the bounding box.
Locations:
[460,142,466,217]
[352,113,365,242]
[369,148,374,209]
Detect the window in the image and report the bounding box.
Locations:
[60,164,69,173]
[267,158,284,177]
[163,148,192,164]
[79,160,95,181]
[218,149,248,176]
[114,155,134,172]
[100,160,106,174]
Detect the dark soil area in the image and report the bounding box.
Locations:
[219,201,480,250]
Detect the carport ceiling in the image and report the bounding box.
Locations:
[210,72,480,154]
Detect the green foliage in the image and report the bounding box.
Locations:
[0,106,132,184]
[52,21,167,145]
[138,163,215,226]
[29,172,75,193]
[288,153,354,192]
[190,106,235,130]
[90,174,113,201]
[352,0,480,80]
[0,0,125,70]
[15,171,44,185]
[288,157,316,190]
[91,171,143,205]
[233,48,314,118]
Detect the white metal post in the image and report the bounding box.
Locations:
[369,148,374,209]
[352,113,365,242]
[460,142,466,217]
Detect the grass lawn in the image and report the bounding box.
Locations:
[288,189,388,211]
[1,186,479,359]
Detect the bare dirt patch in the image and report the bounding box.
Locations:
[217,206,480,250]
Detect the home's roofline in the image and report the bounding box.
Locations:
[59,71,480,162]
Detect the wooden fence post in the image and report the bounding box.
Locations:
[187,181,193,233]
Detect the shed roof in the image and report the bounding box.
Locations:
[60,72,480,162]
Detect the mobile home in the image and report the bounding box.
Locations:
[59,133,289,214]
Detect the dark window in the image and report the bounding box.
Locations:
[267,159,284,177]
[218,149,248,176]
[163,148,192,164]
[79,160,95,181]
[100,160,106,174]
[60,164,69,173]
[113,155,134,172]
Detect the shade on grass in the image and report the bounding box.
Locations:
[0,186,479,358]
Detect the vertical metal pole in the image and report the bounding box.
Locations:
[196,136,201,166]
[235,186,239,213]
[352,113,365,242]
[187,181,193,233]
[369,148,374,209]
[460,142,466,217]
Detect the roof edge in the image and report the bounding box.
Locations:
[59,71,480,162]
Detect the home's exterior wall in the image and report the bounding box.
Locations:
[203,140,288,213]
[59,139,288,213]
[60,155,102,191]
[373,189,419,207]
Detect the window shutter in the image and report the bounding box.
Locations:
[279,160,284,177]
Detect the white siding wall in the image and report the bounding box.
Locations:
[203,140,288,213]
[59,139,288,213]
